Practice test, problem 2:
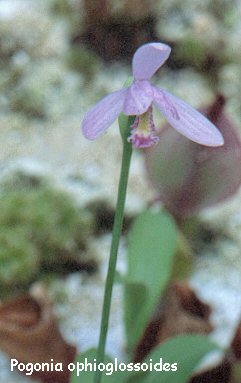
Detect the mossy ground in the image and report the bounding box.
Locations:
[0,172,95,297]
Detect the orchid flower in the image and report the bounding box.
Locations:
[82,42,224,148]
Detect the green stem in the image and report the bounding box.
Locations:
[94,138,132,383]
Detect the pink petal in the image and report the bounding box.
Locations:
[123,80,153,115]
[153,87,224,147]
[132,42,171,81]
[82,89,127,140]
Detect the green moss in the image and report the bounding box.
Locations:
[0,174,94,294]
[0,226,40,288]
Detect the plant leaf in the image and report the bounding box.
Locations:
[143,335,220,383]
[124,210,177,352]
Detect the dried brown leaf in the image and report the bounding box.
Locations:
[134,282,212,362]
[0,286,76,383]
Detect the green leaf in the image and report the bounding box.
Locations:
[70,336,219,383]
[71,349,130,383]
[124,210,177,352]
[143,335,220,383]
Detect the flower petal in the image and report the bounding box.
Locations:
[153,87,224,147]
[82,89,127,140]
[123,80,153,115]
[132,42,171,81]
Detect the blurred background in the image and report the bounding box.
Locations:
[1,0,241,382]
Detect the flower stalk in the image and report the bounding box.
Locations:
[94,124,132,383]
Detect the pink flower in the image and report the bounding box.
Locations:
[82,42,224,148]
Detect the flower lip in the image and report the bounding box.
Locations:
[132,42,171,81]
[128,106,159,148]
